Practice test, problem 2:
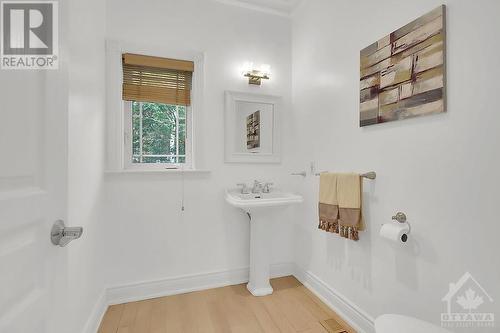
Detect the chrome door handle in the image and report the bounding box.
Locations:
[51,220,83,247]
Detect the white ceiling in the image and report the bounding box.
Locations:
[214,0,303,16]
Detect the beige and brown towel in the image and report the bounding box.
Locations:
[318,173,339,233]
[337,173,364,240]
[318,172,364,241]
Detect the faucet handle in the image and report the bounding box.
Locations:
[236,183,250,194]
[263,182,274,193]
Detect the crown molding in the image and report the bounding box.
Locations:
[213,0,302,17]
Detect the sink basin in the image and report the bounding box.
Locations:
[225,188,303,296]
[225,189,303,209]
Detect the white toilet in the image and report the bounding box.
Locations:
[375,314,453,333]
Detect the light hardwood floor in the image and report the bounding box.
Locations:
[98,276,355,333]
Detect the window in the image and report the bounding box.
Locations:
[127,101,187,164]
[122,53,194,169]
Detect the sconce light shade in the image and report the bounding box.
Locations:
[242,62,271,85]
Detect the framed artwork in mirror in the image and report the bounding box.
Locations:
[224,91,281,163]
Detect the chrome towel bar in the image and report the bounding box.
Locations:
[315,171,376,180]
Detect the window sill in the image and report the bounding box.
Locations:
[105,169,211,175]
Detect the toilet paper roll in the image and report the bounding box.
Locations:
[380,222,410,243]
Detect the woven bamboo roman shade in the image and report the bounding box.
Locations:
[122,53,194,106]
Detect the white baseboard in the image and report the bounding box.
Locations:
[294,266,375,333]
[82,290,107,333]
[106,267,248,305]
[106,262,295,305]
[83,263,376,333]
[83,262,295,332]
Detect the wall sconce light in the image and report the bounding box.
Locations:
[242,62,271,85]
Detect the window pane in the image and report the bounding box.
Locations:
[178,106,186,155]
[178,105,186,119]
[141,102,176,156]
[130,101,187,165]
[132,116,140,157]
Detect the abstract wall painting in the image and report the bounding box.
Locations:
[360,5,446,126]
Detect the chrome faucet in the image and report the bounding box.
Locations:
[252,180,263,193]
[238,181,273,194]
[262,182,273,193]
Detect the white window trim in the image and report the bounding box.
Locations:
[105,40,205,172]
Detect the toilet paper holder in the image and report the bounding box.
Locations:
[392,212,411,242]
[392,212,407,223]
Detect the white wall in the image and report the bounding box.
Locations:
[66,0,500,331]
[291,0,500,331]
[102,0,297,288]
[66,0,107,331]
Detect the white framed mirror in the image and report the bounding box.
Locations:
[224,91,281,163]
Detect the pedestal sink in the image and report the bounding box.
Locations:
[225,188,303,296]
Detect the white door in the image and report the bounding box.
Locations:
[0,57,69,332]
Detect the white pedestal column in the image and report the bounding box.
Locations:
[246,209,273,296]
